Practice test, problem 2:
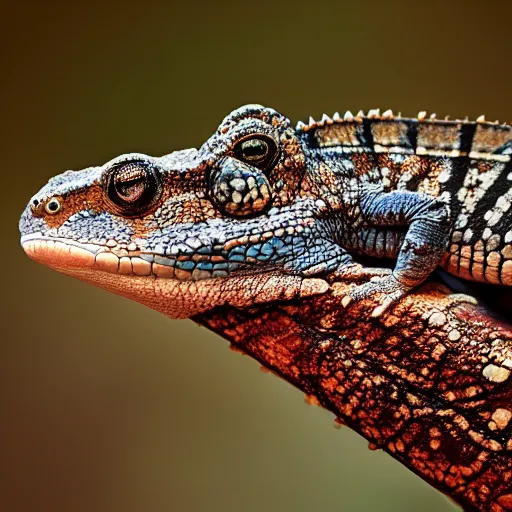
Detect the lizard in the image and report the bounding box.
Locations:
[19,104,512,318]
[17,105,512,511]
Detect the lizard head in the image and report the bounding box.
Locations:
[19,105,329,318]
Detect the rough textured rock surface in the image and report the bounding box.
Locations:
[197,281,512,512]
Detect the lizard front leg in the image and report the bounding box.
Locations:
[344,189,451,316]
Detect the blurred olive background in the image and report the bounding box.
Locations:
[2,1,511,511]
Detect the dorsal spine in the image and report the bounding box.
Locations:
[296,110,512,162]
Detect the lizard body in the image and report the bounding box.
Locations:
[19,105,512,317]
[17,106,512,511]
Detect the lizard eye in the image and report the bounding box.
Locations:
[104,161,162,216]
[44,197,61,214]
[234,135,278,170]
[210,158,272,217]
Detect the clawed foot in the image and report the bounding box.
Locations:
[330,263,410,317]
[341,274,411,317]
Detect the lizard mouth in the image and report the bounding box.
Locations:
[20,233,227,281]
[20,233,321,319]
[19,233,231,318]
[22,234,102,271]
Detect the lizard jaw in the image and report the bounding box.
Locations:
[21,235,330,319]
[20,234,215,318]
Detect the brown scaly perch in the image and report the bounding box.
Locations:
[197,282,512,512]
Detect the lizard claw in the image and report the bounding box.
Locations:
[341,295,353,308]
[342,274,410,317]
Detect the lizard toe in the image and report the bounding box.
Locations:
[343,274,410,317]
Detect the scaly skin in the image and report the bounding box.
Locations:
[197,282,512,512]
[18,105,512,317]
[18,105,512,510]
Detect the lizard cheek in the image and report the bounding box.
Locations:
[209,158,272,217]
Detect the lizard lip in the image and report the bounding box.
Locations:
[20,233,322,320]
[20,234,187,280]
[22,234,100,270]
[19,233,221,319]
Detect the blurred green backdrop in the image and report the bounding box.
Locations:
[2,1,511,510]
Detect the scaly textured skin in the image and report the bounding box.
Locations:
[197,282,512,512]
[19,105,512,318]
[18,105,512,509]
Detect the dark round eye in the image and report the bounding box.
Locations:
[234,135,278,170]
[45,197,61,214]
[104,161,162,216]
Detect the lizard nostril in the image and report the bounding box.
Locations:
[32,199,39,206]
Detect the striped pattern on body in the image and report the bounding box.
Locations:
[297,111,512,286]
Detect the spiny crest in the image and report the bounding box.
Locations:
[295,109,512,162]
[295,109,510,133]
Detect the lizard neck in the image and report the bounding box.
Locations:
[302,144,365,250]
